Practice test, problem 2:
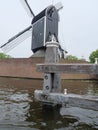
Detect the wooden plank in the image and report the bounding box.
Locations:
[37,64,98,74]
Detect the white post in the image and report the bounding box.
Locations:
[95,58,98,64]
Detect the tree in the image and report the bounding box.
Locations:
[66,55,78,61]
[0,52,11,59]
[89,49,98,63]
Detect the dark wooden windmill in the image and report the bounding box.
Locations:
[0,0,64,56]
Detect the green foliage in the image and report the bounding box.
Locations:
[89,49,98,63]
[66,55,78,61]
[0,52,11,59]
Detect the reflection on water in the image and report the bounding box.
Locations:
[0,77,98,130]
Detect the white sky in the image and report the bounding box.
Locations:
[0,0,98,60]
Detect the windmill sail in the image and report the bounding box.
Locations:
[0,26,32,53]
[54,2,63,11]
[20,0,35,18]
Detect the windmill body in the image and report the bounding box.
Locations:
[0,0,64,56]
[31,5,59,53]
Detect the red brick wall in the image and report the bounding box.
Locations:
[0,58,44,79]
[0,58,97,79]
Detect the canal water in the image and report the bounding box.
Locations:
[0,77,98,130]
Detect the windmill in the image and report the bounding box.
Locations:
[0,0,65,56]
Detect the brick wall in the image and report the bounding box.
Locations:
[0,58,44,79]
[0,58,97,79]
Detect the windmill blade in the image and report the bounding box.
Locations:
[20,0,35,18]
[54,2,63,11]
[0,26,32,53]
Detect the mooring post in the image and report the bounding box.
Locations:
[34,36,98,110]
[34,35,63,107]
[43,36,61,94]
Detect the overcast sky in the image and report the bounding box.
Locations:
[0,0,98,60]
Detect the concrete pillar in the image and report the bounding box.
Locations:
[43,41,61,94]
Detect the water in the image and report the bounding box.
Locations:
[0,77,98,130]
